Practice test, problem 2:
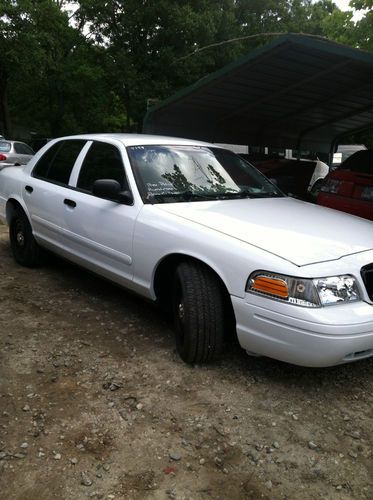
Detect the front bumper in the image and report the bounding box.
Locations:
[232,294,373,367]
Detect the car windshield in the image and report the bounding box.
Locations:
[339,150,373,174]
[0,141,11,153]
[127,145,284,203]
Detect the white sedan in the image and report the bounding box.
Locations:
[1,134,373,367]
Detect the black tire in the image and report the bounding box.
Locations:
[173,261,224,364]
[9,208,41,267]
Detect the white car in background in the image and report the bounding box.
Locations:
[1,134,373,367]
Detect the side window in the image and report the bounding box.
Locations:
[32,140,86,185]
[77,142,128,193]
[14,142,34,155]
[32,142,61,179]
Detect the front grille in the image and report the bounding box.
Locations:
[361,264,373,301]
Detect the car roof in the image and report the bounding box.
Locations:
[0,140,31,146]
[54,133,219,148]
[337,149,373,170]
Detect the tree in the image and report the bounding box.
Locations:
[0,0,44,136]
[2,0,127,138]
[350,0,373,50]
[76,0,243,129]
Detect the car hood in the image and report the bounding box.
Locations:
[156,197,373,266]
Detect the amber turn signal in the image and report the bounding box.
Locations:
[250,275,289,299]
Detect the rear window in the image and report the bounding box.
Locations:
[339,150,373,174]
[0,141,11,153]
[14,142,34,155]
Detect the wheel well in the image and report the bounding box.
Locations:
[153,254,236,335]
[6,199,24,224]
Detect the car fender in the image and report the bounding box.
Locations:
[0,167,32,225]
[150,249,232,300]
[132,205,297,301]
[5,194,32,225]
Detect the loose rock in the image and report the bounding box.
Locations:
[81,471,93,486]
[265,480,273,490]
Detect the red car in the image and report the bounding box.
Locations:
[317,150,373,221]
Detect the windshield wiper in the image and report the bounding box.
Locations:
[223,189,283,199]
[148,191,222,202]
[147,190,282,203]
[246,191,283,198]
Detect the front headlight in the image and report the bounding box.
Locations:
[246,271,360,307]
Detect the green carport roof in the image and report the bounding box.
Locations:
[143,34,373,152]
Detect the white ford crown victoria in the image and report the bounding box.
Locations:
[1,134,373,367]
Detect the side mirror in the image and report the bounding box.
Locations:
[92,179,133,205]
[118,190,134,205]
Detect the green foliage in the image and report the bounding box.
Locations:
[350,0,373,50]
[1,0,129,137]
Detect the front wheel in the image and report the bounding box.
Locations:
[9,208,42,267]
[173,261,224,364]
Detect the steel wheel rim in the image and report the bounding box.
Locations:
[11,218,27,257]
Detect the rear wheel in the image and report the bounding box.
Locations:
[9,208,41,267]
[173,261,224,364]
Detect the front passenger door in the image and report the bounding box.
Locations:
[64,140,141,286]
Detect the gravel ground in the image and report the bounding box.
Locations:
[0,221,372,500]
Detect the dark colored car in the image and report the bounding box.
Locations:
[317,150,373,221]
[245,155,326,200]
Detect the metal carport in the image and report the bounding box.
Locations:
[143,34,373,154]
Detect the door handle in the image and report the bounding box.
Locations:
[64,198,76,208]
[25,185,33,193]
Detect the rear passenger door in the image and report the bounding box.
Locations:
[25,139,88,253]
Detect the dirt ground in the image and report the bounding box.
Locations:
[0,221,372,500]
